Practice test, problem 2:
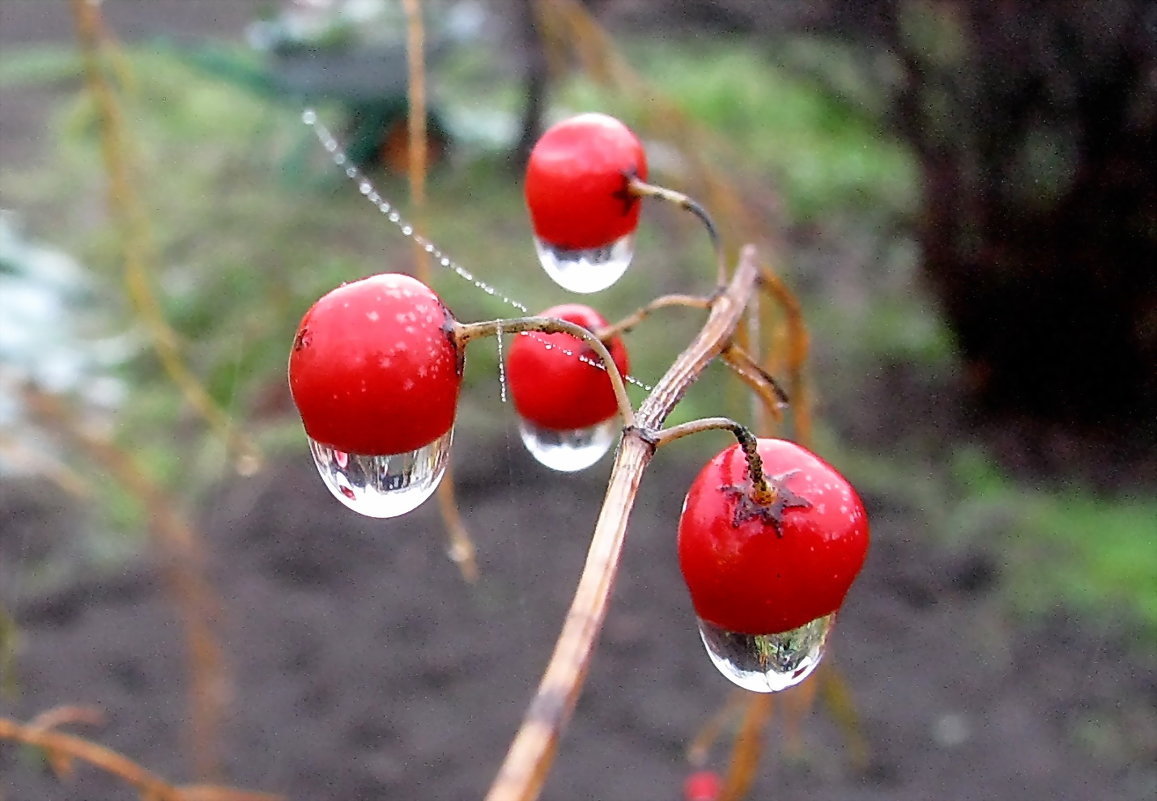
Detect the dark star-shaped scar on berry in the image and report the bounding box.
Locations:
[721,469,812,535]
[292,327,311,351]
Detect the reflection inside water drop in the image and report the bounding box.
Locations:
[308,429,452,518]
[697,613,835,693]
[518,418,618,472]
[533,233,635,294]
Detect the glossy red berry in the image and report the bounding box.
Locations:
[525,113,647,251]
[506,304,629,431]
[288,273,463,455]
[678,439,869,635]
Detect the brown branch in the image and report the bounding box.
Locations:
[437,465,480,583]
[401,0,431,283]
[0,714,281,801]
[720,342,789,424]
[483,247,763,801]
[69,0,261,475]
[757,262,813,446]
[718,695,775,801]
[457,317,636,429]
[685,690,748,767]
[598,293,711,340]
[18,385,230,782]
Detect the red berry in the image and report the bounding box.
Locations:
[525,113,647,251]
[683,770,722,801]
[678,439,869,635]
[288,273,463,455]
[506,304,629,431]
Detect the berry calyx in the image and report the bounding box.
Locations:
[525,113,647,251]
[506,304,630,431]
[678,439,869,635]
[288,273,463,455]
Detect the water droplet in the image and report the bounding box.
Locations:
[533,233,635,294]
[308,429,452,518]
[696,613,834,693]
[518,418,617,472]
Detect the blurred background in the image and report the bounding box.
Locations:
[0,1,1154,800]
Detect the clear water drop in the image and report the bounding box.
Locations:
[308,429,452,518]
[533,233,635,294]
[697,613,835,693]
[518,418,618,472]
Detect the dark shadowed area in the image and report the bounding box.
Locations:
[2,441,1154,801]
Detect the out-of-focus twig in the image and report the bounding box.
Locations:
[718,694,774,801]
[758,263,813,446]
[69,0,261,475]
[484,248,762,801]
[0,711,281,801]
[402,0,430,281]
[401,0,481,581]
[19,385,230,781]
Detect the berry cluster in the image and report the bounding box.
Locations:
[288,112,868,694]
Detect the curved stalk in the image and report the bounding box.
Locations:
[483,247,761,801]
[0,714,280,801]
[721,343,790,423]
[652,417,773,505]
[597,293,711,340]
[629,175,727,285]
[456,316,636,429]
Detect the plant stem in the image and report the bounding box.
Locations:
[651,417,774,504]
[721,342,789,422]
[69,0,261,475]
[629,175,727,285]
[456,316,636,429]
[483,247,761,801]
[597,293,711,340]
[0,713,281,801]
[401,0,431,282]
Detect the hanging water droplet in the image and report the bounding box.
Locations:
[533,233,635,294]
[696,613,835,693]
[308,429,452,518]
[518,418,617,472]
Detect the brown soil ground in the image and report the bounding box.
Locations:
[1,435,1155,800]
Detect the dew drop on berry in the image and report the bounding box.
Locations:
[307,429,452,518]
[518,418,617,472]
[696,612,834,693]
[533,233,635,294]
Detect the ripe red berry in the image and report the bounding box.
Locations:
[506,304,629,431]
[525,112,647,251]
[683,770,722,801]
[288,273,463,455]
[678,439,869,635]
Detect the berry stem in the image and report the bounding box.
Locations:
[456,317,636,428]
[484,247,762,801]
[596,293,712,340]
[720,343,790,423]
[651,417,774,505]
[628,175,727,285]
